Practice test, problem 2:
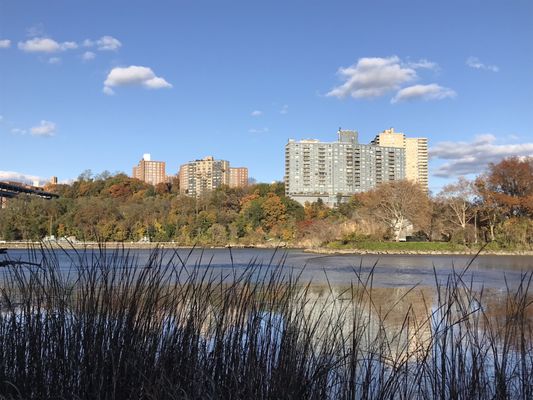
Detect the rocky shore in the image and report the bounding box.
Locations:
[303,247,533,256]
[1,241,532,256]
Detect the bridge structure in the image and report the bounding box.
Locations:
[0,181,59,201]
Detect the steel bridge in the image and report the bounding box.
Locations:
[0,181,59,200]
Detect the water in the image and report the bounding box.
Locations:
[2,247,532,288]
[1,246,532,398]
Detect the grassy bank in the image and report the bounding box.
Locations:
[0,245,532,399]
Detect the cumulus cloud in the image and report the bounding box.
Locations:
[18,37,78,53]
[11,128,27,135]
[251,110,263,117]
[0,170,44,185]
[392,84,456,103]
[0,39,11,48]
[18,37,60,52]
[97,36,121,51]
[466,57,499,72]
[430,134,533,177]
[103,66,172,94]
[82,51,95,61]
[280,104,289,114]
[326,56,456,103]
[48,57,61,64]
[327,56,418,99]
[83,39,95,47]
[30,120,56,137]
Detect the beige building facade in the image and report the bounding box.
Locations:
[178,156,231,197]
[132,153,166,185]
[372,128,428,190]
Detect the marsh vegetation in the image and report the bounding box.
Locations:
[0,245,531,399]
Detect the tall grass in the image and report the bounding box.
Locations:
[0,245,531,399]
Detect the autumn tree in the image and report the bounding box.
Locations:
[475,157,533,247]
[484,156,533,218]
[261,193,287,233]
[357,180,431,242]
[474,176,501,242]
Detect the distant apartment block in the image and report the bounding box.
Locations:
[371,128,428,190]
[178,156,228,197]
[229,167,248,188]
[285,129,406,206]
[132,153,166,185]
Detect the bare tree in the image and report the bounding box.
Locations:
[437,177,475,244]
[357,180,431,242]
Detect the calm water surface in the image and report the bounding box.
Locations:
[3,247,532,288]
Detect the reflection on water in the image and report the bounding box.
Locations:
[0,246,532,398]
[4,247,533,288]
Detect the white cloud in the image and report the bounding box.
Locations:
[406,59,438,70]
[327,56,417,99]
[18,37,78,53]
[251,110,263,117]
[18,37,60,52]
[430,134,533,177]
[60,41,78,50]
[248,127,269,134]
[392,84,456,103]
[82,51,96,61]
[0,39,11,48]
[97,36,121,51]
[103,65,172,94]
[11,128,27,135]
[0,170,44,185]
[30,120,56,137]
[143,77,172,89]
[280,104,289,114]
[83,36,121,51]
[466,57,499,72]
[102,86,115,95]
[48,57,61,64]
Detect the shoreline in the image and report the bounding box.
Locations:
[1,241,532,256]
[302,247,533,257]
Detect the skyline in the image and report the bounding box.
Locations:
[1,0,532,194]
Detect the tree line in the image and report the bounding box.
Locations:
[1,157,531,249]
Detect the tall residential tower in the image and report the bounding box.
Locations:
[371,128,428,190]
[285,129,406,206]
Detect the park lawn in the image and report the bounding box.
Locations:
[326,240,478,252]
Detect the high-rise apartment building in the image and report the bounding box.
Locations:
[178,156,231,197]
[285,129,406,206]
[229,167,248,188]
[132,153,166,185]
[371,128,428,190]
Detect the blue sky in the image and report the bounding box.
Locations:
[1,0,532,193]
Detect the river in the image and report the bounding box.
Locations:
[3,247,532,288]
